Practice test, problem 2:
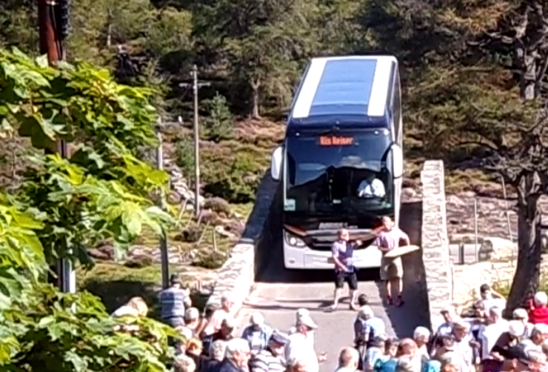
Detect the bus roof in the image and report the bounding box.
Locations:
[289,55,397,128]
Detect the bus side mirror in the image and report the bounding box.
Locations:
[271,146,283,181]
[391,144,403,178]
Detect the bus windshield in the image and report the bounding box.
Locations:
[284,129,393,215]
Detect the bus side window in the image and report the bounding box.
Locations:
[393,76,401,137]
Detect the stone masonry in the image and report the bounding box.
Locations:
[452,255,548,308]
[205,171,277,316]
[421,160,452,330]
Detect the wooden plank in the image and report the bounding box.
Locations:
[383,245,420,258]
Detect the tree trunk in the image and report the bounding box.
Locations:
[250,79,261,119]
[505,173,542,315]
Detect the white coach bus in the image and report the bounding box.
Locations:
[269,55,404,270]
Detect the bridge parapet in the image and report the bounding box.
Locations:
[420,160,452,329]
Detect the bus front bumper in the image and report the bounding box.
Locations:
[283,246,383,270]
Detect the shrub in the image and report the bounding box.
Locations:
[203,93,234,142]
[175,224,203,243]
[201,211,224,226]
[123,253,155,268]
[192,251,226,270]
[203,151,262,203]
[176,135,194,179]
[204,197,231,215]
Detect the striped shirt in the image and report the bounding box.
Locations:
[159,286,187,319]
[242,325,273,353]
[250,348,286,372]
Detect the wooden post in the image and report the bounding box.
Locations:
[39,0,75,294]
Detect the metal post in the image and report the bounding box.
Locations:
[157,131,170,289]
[39,0,75,294]
[192,65,201,218]
[474,198,479,261]
[458,243,465,265]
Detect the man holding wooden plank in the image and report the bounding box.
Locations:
[374,216,411,307]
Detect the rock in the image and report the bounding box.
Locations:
[128,245,150,257]
[170,170,183,179]
[201,211,224,225]
[90,244,115,260]
[473,183,504,199]
[456,191,476,199]
[88,248,111,260]
[478,237,516,261]
[225,220,245,236]
[402,187,417,200]
[215,225,238,240]
[124,253,155,268]
[168,191,182,204]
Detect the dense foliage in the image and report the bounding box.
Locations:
[0,49,177,370]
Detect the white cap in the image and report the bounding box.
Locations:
[296,308,310,319]
[513,308,528,320]
[185,307,200,320]
[297,315,317,329]
[535,292,548,306]
[413,326,431,339]
[250,312,264,325]
[533,323,548,335]
[508,320,526,337]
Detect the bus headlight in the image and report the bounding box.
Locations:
[285,233,306,247]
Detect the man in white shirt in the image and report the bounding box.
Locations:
[285,315,326,372]
[519,323,548,353]
[478,307,508,361]
[357,174,385,198]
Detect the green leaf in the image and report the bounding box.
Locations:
[65,350,88,371]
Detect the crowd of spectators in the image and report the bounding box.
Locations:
[111,272,548,372]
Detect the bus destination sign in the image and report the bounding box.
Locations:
[318,135,354,146]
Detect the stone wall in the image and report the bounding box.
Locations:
[420,160,452,330]
[452,255,548,308]
[206,171,277,315]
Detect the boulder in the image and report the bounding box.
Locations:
[478,237,516,261]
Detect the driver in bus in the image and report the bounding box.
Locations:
[357,173,385,198]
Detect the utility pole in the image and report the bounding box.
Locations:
[180,65,210,218]
[38,0,75,294]
[156,128,169,289]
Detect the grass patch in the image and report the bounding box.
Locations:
[77,263,210,318]
[230,202,253,219]
[493,279,548,299]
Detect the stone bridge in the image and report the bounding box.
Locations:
[207,160,453,371]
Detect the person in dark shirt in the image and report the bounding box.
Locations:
[186,338,206,372]
[159,274,191,328]
[202,340,228,372]
[203,318,235,357]
[219,339,251,372]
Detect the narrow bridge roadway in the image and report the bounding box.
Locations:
[238,189,429,372]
